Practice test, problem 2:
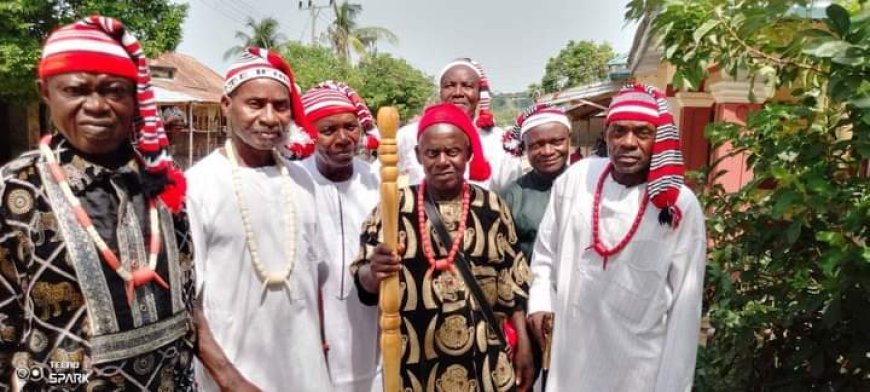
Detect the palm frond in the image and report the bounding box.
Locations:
[353,26,399,45]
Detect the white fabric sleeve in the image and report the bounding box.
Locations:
[396,124,416,176]
[654,196,707,392]
[186,193,209,297]
[489,155,525,193]
[527,179,563,315]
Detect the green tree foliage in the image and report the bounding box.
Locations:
[280,43,431,121]
[539,40,614,93]
[491,93,534,128]
[0,0,187,100]
[326,1,398,63]
[356,53,432,121]
[281,41,360,90]
[223,17,287,60]
[627,1,869,390]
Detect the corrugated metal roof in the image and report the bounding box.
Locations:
[153,87,201,103]
[607,54,628,66]
[536,81,623,106]
[150,52,223,104]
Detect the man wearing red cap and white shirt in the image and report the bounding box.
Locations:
[0,16,194,390]
[396,58,523,192]
[297,81,381,392]
[528,84,707,392]
[352,102,535,392]
[186,48,332,391]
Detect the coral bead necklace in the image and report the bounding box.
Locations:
[417,181,471,273]
[39,135,168,304]
[589,163,649,269]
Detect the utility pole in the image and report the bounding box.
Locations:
[298,0,334,45]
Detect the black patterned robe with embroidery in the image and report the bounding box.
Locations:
[0,135,196,391]
[352,184,530,392]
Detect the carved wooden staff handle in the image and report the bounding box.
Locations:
[376,107,401,392]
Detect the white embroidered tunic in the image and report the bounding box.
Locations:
[186,152,332,392]
[298,157,382,392]
[528,158,707,392]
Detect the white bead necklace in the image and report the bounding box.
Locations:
[224,139,296,296]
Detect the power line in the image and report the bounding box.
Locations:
[214,0,262,22]
[196,0,245,26]
[298,0,334,45]
[298,16,311,42]
[232,0,267,20]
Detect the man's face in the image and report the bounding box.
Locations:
[313,112,361,172]
[606,120,656,176]
[39,73,136,155]
[163,119,186,134]
[222,78,293,151]
[439,65,481,119]
[525,122,570,176]
[415,124,471,194]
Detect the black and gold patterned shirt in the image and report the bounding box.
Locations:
[352,184,530,392]
[0,135,196,391]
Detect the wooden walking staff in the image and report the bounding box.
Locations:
[376,106,402,392]
[541,315,554,390]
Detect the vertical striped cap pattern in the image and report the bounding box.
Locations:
[39,16,174,175]
[502,103,571,157]
[606,83,685,228]
[301,81,378,150]
[38,16,185,212]
[224,48,318,160]
[438,58,496,130]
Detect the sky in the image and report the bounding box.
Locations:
[176,0,637,93]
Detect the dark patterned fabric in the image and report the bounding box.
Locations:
[0,135,196,391]
[352,184,530,392]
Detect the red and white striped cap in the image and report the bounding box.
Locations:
[302,85,358,122]
[224,48,292,95]
[39,18,138,80]
[605,90,661,126]
[438,58,496,130]
[606,84,685,228]
[502,104,570,157]
[38,16,185,213]
[224,48,318,160]
[302,81,378,150]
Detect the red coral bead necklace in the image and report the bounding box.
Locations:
[590,163,650,269]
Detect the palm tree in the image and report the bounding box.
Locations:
[223,17,287,60]
[326,2,398,63]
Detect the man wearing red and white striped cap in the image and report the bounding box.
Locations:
[528,84,707,392]
[297,80,382,392]
[500,103,572,267]
[0,16,195,391]
[396,58,523,192]
[186,48,332,391]
[499,103,572,388]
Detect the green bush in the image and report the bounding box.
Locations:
[627,1,870,390]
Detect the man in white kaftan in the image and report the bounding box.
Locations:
[528,84,707,392]
[188,47,332,391]
[297,80,382,392]
[188,153,331,391]
[396,58,522,191]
